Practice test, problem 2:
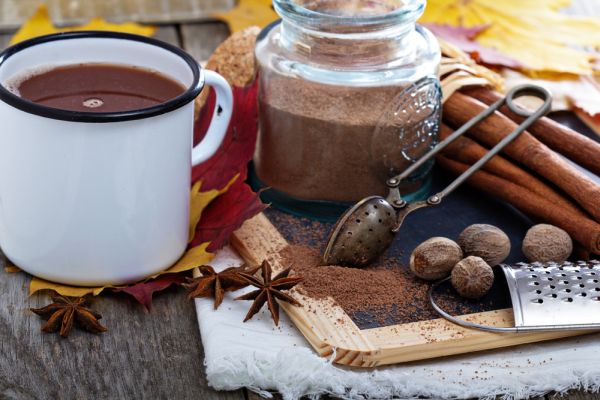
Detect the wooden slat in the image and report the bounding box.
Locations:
[180,21,230,62]
[0,32,12,48]
[231,214,597,367]
[0,251,245,399]
[0,0,235,30]
[153,24,181,47]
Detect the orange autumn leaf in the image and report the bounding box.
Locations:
[29,277,106,297]
[10,5,155,45]
[5,265,21,273]
[213,0,278,33]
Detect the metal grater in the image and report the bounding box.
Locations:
[429,260,600,332]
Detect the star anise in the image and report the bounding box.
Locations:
[235,260,303,326]
[30,295,107,338]
[183,264,259,309]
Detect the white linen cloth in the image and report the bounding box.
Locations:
[194,246,600,400]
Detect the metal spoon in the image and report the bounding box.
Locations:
[323,85,552,268]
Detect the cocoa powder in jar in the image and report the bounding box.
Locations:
[254,74,427,202]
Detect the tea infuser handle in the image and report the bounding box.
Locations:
[505,85,553,118]
[432,84,552,202]
[386,91,505,191]
[191,70,234,166]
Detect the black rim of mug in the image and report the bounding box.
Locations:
[0,31,203,123]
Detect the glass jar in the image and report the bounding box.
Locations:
[252,0,442,220]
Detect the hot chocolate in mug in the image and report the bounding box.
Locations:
[0,32,233,286]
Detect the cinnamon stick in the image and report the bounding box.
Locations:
[463,87,600,176]
[443,92,600,222]
[438,124,586,218]
[437,156,600,254]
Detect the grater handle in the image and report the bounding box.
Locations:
[429,278,600,333]
[428,278,519,333]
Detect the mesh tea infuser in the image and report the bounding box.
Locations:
[323,84,552,268]
[430,260,600,332]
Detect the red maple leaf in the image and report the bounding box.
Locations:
[424,24,521,69]
[112,274,187,311]
[192,81,259,190]
[190,178,267,252]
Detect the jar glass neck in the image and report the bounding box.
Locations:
[279,19,416,66]
[274,0,425,67]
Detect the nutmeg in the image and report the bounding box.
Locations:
[522,224,573,263]
[457,224,511,266]
[451,256,494,299]
[409,237,463,281]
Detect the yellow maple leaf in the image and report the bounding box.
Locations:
[214,0,278,33]
[5,265,21,273]
[188,175,238,242]
[10,5,155,45]
[421,0,600,76]
[29,242,215,297]
[29,277,106,297]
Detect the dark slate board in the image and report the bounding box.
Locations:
[263,113,599,330]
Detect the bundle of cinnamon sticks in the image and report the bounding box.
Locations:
[437,87,600,257]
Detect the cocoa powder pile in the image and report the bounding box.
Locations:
[280,245,497,328]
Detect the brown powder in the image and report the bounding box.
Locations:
[280,245,432,327]
[254,73,430,202]
[269,209,511,329]
[281,245,414,310]
[280,244,509,328]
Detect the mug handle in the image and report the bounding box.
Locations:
[191,70,234,166]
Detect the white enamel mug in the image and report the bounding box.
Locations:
[0,32,233,286]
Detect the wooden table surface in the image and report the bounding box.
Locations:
[0,19,598,400]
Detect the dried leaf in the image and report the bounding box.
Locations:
[421,0,600,75]
[575,108,600,139]
[29,242,214,298]
[190,179,267,253]
[193,82,259,190]
[501,69,600,115]
[10,5,155,45]
[112,274,186,311]
[213,0,278,33]
[188,177,237,242]
[425,24,521,68]
[5,265,21,273]
[162,243,214,274]
[29,277,105,297]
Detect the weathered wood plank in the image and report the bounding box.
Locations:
[153,24,181,47]
[0,32,12,48]
[0,0,235,30]
[180,21,229,62]
[0,253,244,399]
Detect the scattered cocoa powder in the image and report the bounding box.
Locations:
[280,244,507,328]
[267,208,511,329]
